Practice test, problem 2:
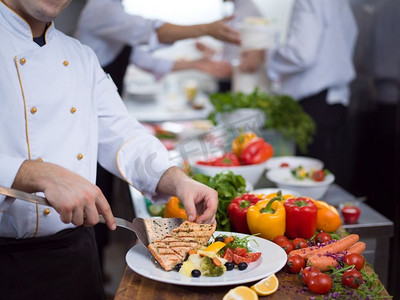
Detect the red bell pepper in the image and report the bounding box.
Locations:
[240,138,274,165]
[227,193,261,233]
[197,152,240,166]
[284,197,318,239]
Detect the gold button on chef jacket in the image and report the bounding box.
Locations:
[0,2,176,239]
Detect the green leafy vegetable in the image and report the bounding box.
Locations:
[193,171,247,231]
[208,89,316,153]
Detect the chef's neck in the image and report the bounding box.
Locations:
[2,0,50,37]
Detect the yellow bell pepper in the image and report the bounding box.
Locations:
[257,190,294,202]
[247,197,286,240]
[232,131,258,157]
[163,196,187,220]
[314,200,341,232]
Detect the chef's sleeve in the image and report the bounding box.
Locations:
[93,56,176,202]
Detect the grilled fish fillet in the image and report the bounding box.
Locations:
[148,221,216,271]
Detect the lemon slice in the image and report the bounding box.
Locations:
[251,274,279,296]
[223,286,258,300]
[204,241,226,253]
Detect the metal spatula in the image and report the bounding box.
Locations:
[0,186,184,246]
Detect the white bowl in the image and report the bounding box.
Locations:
[266,168,335,200]
[191,162,266,187]
[265,156,323,170]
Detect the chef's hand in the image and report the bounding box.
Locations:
[195,41,217,59]
[206,16,241,45]
[195,59,233,79]
[239,49,265,73]
[156,167,218,224]
[12,160,116,230]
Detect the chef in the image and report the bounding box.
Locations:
[0,0,218,299]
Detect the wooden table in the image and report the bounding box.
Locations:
[114,267,313,299]
[115,266,391,300]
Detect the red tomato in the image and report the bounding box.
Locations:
[279,240,294,254]
[343,253,365,271]
[244,252,262,263]
[233,247,248,256]
[240,138,274,165]
[292,238,308,249]
[286,255,305,273]
[307,273,332,294]
[300,267,321,285]
[280,162,290,168]
[233,254,247,265]
[314,232,332,244]
[222,248,234,262]
[311,170,325,182]
[342,269,363,289]
[273,235,290,245]
[212,153,241,166]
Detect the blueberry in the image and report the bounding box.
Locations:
[174,263,183,271]
[215,236,224,242]
[191,269,201,277]
[238,262,248,270]
[225,262,234,271]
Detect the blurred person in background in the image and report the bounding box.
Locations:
[75,0,241,280]
[266,0,358,184]
[75,0,241,95]
[194,0,266,92]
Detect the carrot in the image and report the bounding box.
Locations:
[213,257,222,267]
[304,234,359,259]
[288,245,319,259]
[188,250,197,255]
[307,255,339,271]
[346,242,366,254]
[306,240,366,271]
[224,236,234,244]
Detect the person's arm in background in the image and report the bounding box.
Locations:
[267,0,323,80]
[131,46,234,80]
[156,16,241,45]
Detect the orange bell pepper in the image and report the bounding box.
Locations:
[163,196,187,220]
[314,200,341,232]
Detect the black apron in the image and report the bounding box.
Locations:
[0,226,105,300]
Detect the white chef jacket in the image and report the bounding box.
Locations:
[267,0,358,106]
[0,2,176,239]
[75,0,173,78]
[222,0,263,62]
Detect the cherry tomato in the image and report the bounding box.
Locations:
[314,232,332,244]
[311,170,325,182]
[343,253,365,270]
[273,235,290,245]
[292,238,308,249]
[342,269,363,289]
[307,273,332,294]
[244,252,262,263]
[234,247,248,256]
[286,255,305,273]
[233,254,247,265]
[300,267,321,285]
[279,240,294,254]
[222,248,234,262]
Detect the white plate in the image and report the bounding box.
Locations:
[265,156,323,170]
[125,231,287,287]
[252,188,300,197]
